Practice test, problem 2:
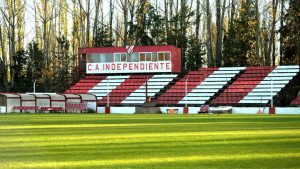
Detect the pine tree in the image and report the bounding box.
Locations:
[223,0,257,66]
[280,0,300,65]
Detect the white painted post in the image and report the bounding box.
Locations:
[185,77,188,107]
[271,76,273,108]
[107,77,110,107]
[33,80,36,93]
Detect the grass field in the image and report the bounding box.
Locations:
[0,114,300,169]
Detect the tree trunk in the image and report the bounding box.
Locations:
[216,0,221,66]
[195,0,201,40]
[206,0,213,67]
[86,0,91,47]
[255,0,260,65]
[109,0,114,46]
[93,0,101,44]
[123,0,128,46]
[269,0,279,66]
[164,0,169,43]
[0,23,8,91]
[279,0,284,65]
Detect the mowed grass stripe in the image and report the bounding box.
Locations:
[3,153,300,169]
[0,114,299,169]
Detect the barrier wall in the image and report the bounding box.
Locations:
[97,107,300,115]
[0,106,5,113]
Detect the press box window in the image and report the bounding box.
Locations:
[158,53,164,61]
[146,53,152,61]
[128,53,139,62]
[115,53,127,62]
[158,52,171,61]
[139,53,145,61]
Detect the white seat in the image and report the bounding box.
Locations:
[182,96,211,101]
[204,78,230,82]
[124,97,146,101]
[239,100,269,104]
[276,65,299,69]
[209,74,237,78]
[252,88,281,92]
[263,76,293,81]
[201,81,227,85]
[242,96,272,100]
[213,71,241,74]
[255,84,285,88]
[247,92,276,96]
[122,100,145,104]
[195,85,224,89]
[186,93,215,97]
[259,81,289,84]
[153,74,177,78]
[272,69,299,73]
[189,89,219,93]
[267,73,297,77]
[178,100,206,104]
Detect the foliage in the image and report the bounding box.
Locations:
[223,0,257,66]
[186,35,206,71]
[93,25,114,47]
[280,0,300,65]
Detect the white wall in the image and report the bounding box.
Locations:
[0,106,6,113]
[97,107,135,114]
[97,106,300,115]
[232,107,270,115]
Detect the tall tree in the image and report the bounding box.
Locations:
[206,0,213,67]
[254,0,260,65]
[268,0,279,66]
[281,0,300,65]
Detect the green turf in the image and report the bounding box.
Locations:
[0,114,299,169]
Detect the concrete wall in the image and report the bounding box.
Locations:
[97,107,135,114]
[0,106,5,113]
[97,106,300,115]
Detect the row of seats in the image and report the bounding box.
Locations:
[212,65,299,105]
[86,74,178,105]
[157,67,244,105]
[64,65,299,106]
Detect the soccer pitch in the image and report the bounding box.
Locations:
[0,114,299,169]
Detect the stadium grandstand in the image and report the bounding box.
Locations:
[1,45,300,114]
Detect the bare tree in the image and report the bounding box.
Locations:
[109,0,115,45]
[268,0,279,66]
[116,0,128,46]
[195,0,201,40]
[206,0,213,67]
[255,0,260,65]
[78,0,91,47]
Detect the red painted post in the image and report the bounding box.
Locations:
[105,106,110,114]
[183,107,189,114]
[269,107,275,114]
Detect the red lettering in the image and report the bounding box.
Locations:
[160,63,164,69]
[134,63,139,70]
[129,63,133,70]
[166,62,171,70]
[123,63,128,70]
[95,64,99,71]
[149,63,153,70]
[117,64,121,70]
[88,64,92,71]
[140,63,145,70]
[154,63,159,70]
[105,64,110,70]
[112,64,116,70]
